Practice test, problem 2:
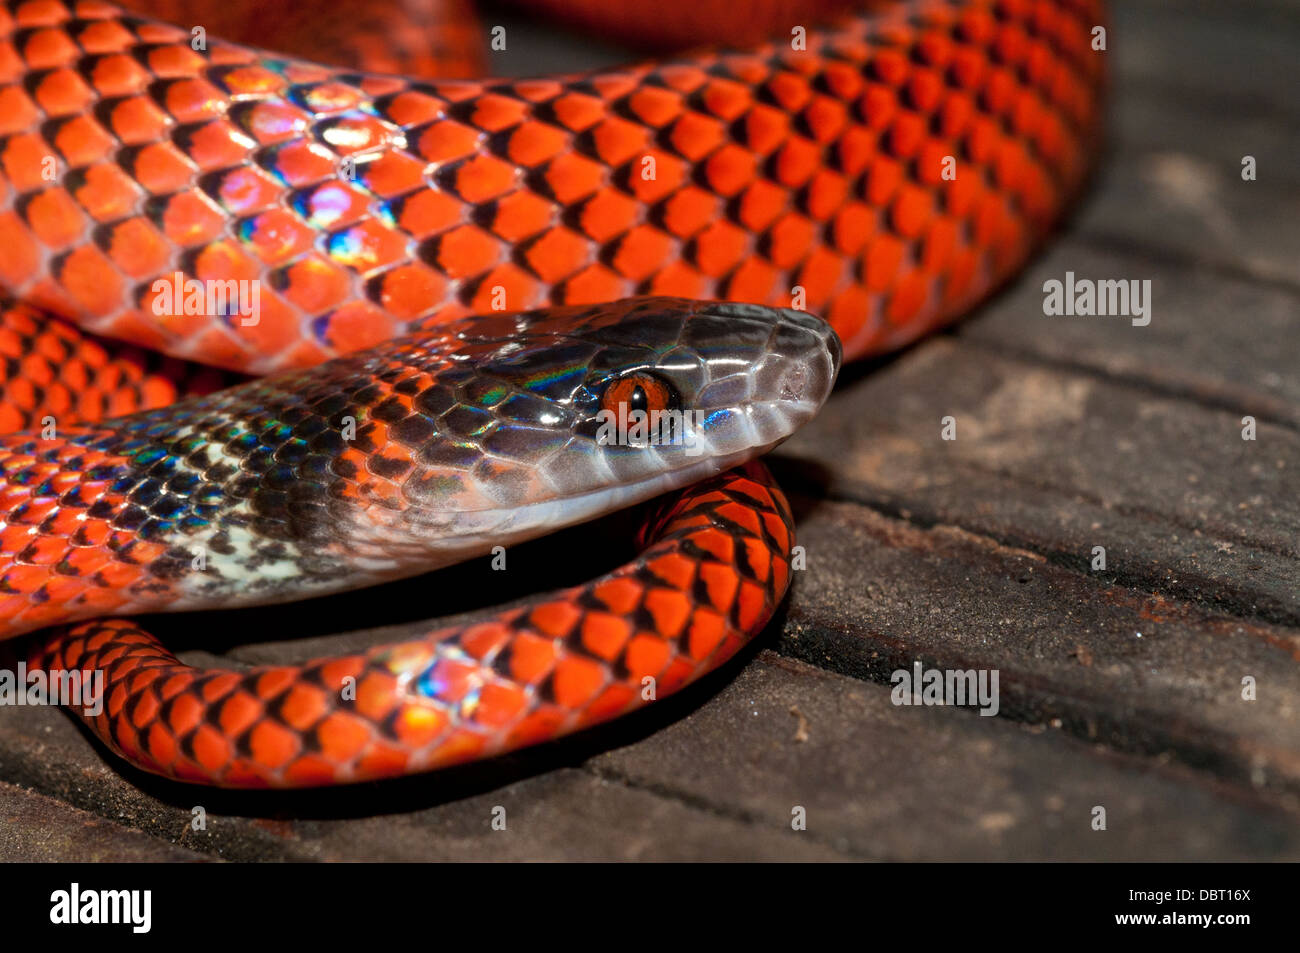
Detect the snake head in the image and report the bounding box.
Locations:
[376,296,839,557]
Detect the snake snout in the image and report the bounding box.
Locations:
[771,307,841,407]
[662,301,839,465]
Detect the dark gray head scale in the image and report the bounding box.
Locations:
[429,296,842,502]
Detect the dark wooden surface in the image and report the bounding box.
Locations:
[2,0,1298,861]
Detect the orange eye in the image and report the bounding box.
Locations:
[600,373,674,416]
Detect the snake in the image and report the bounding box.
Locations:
[0,0,1105,787]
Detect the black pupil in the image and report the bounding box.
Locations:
[628,384,648,413]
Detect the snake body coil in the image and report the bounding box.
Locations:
[0,0,1105,787]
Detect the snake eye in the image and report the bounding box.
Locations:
[600,373,677,416]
